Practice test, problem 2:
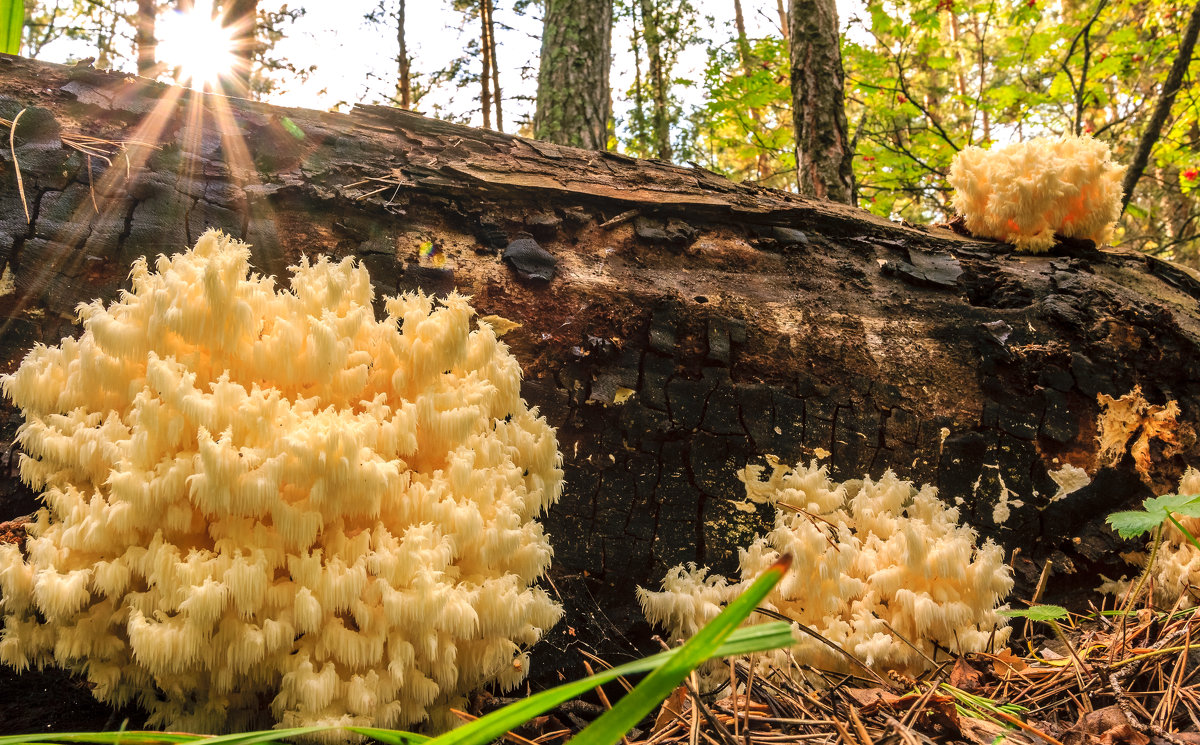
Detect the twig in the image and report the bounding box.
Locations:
[9,108,29,224]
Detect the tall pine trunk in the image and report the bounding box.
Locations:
[789,0,854,203]
[533,0,612,150]
[483,0,502,131]
[396,0,410,109]
[479,0,493,129]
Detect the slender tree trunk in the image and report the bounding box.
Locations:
[733,0,769,181]
[135,0,157,77]
[639,0,671,160]
[223,0,257,98]
[788,0,854,203]
[631,4,647,150]
[777,0,789,38]
[483,0,502,131]
[480,2,493,130]
[1120,0,1200,213]
[533,0,612,150]
[396,0,410,109]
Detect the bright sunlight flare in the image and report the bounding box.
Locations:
[156,0,237,89]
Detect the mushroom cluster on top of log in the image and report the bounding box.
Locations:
[0,54,1198,731]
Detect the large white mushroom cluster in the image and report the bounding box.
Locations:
[640,457,1013,676]
[0,230,563,733]
[948,134,1125,253]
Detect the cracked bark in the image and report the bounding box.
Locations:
[1,56,1200,730]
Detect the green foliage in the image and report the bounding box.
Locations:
[1108,492,1200,541]
[1,0,21,55]
[691,35,796,190]
[688,0,1200,264]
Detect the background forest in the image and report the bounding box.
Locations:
[9,0,1200,266]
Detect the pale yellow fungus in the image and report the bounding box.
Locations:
[948,135,1125,253]
[0,230,563,734]
[1103,468,1200,604]
[639,456,1013,676]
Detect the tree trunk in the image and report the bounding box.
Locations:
[639,0,671,160]
[533,0,612,150]
[222,0,257,98]
[483,0,502,131]
[395,0,410,109]
[135,0,157,77]
[1,57,1200,728]
[789,0,854,202]
[479,1,493,129]
[733,0,769,181]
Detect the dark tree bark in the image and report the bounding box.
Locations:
[135,0,157,77]
[789,0,854,203]
[533,0,612,150]
[1120,0,1200,214]
[1,57,1200,729]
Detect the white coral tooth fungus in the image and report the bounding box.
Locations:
[948,134,1125,253]
[639,456,1013,677]
[0,229,563,735]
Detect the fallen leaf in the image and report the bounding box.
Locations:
[653,685,689,735]
[985,648,1029,676]
[948,657,985,692]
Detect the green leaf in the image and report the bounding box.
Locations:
[1,0,22,55]
[567,556,792,745]
[998,604,1069,621]
[425,578,793,745]
[1145,493,1200,519]
[1107,509,1166,539]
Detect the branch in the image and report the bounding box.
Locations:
[1121,0,1200,213]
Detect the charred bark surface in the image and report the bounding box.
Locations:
[1,55,1199,728]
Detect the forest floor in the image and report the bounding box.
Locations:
[490,599,1200,745]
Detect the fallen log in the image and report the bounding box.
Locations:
[0,53,1198,731]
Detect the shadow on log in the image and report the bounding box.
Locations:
[0,54,1199,731]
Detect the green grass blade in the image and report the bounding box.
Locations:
[0,0,21,55]
[567,555,792,745]
[187,728,333,745]
[425,619,795,745]
[0,734,206,745]
[1165,512,1200,552]
[345,728,429,745]
[0,727,334,745]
